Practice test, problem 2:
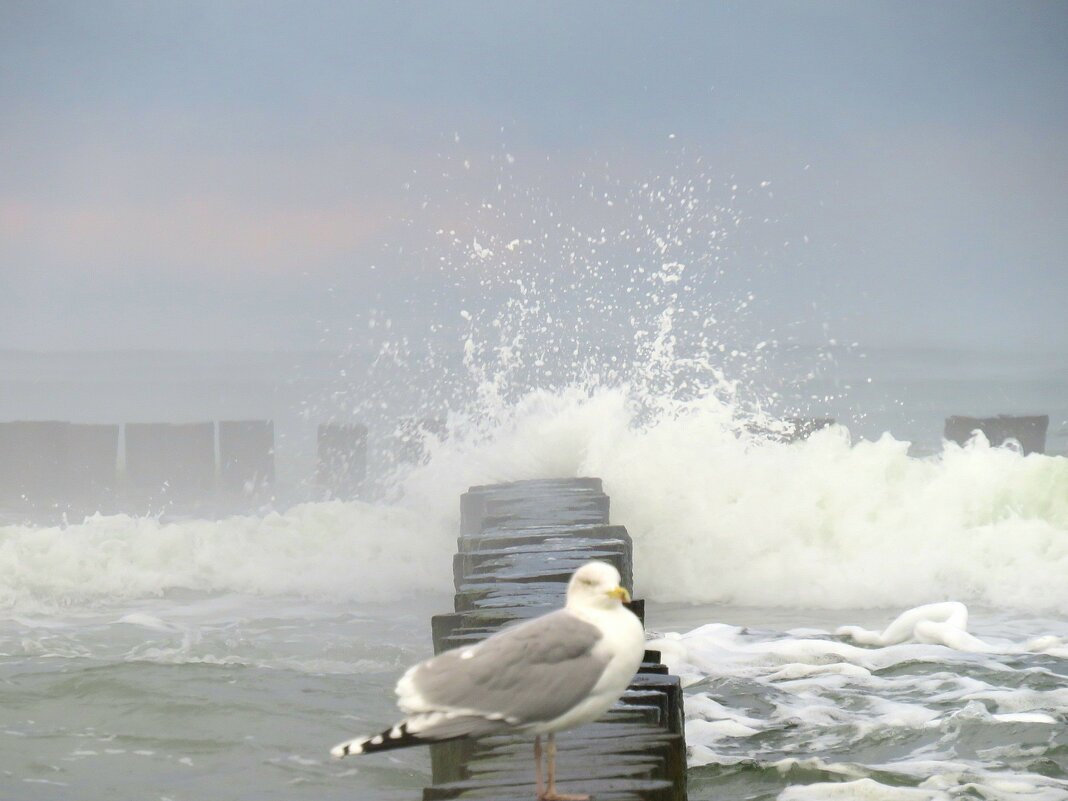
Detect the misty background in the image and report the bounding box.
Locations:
[2,1,1067,482]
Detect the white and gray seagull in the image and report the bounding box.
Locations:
[330,560,646,801]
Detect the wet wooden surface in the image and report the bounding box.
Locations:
[426,478,687,801]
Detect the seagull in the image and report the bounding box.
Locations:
[331,560,646,801]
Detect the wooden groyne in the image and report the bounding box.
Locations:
[0,418,364,521]
[0,419,281,518]
[3,412,1059,522]
[425,477,687,801]
[944,414,1049,455]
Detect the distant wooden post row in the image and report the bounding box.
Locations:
[0,414,1054,514]
[943,415,1048,455]
[0,420,290,512]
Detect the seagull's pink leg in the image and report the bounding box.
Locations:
[537,733,589,801]
[534,735,544,798]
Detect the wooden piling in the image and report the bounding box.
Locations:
[0,421,118,513]
[425,477,687,801]
[219,419,275,494]
[316,422,368,499]
[0,421,69,508]
[944,414,1049,455]
[124,422,216,504]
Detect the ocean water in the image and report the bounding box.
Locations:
[2,387,1066,801]
[652,605,1068,801]
[2,169,1067,800]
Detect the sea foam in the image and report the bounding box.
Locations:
[0,500,452,612]
[397,385,1068,614]
[3,385,1066,614]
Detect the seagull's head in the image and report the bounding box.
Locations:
[566,561,631,611]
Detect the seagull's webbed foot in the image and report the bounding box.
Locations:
[537,793,590,801]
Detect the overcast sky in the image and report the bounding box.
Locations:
[2,1,1066,353]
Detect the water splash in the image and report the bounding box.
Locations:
[311,154,833,500]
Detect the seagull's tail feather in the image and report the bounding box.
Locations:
[330,713,510,757]
[331,720,435,757]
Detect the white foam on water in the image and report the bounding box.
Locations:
[779,778,950,801]
[4,165,1065,620]
[299,160,1064,617]
[117,613,182,632]
[393,386,1068,614]
[662,607,1068,801]
[0,500,452,613]
[687,717,763,742]
[882,761,1068,801]
[654,620,1012,683]
[962,688,1068,715]
[837,602,1067,653]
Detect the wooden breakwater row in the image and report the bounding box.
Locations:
[0,420,369,513]
[424,477,686,801]
[760,414,1051,454]
[3,414,1052,513]
[943,414,1049,456]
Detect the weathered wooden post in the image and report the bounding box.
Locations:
[219,420,275,495]
[944,414,1049,455]
[124,422,216,505]
[786,417,835,441]
[424,477,687,801]
[0,421,119,515]
[392,418,447,464]
[316,422,368,499]
[0,421,68,509]
[66,423,120,509]
[746,417,835,443]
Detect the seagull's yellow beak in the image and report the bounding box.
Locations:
[608,586,631,603]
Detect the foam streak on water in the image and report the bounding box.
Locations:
[652,605,1068,801]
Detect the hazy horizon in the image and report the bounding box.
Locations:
[3,1,1067,357]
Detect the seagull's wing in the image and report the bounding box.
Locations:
[398,609,609,726]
